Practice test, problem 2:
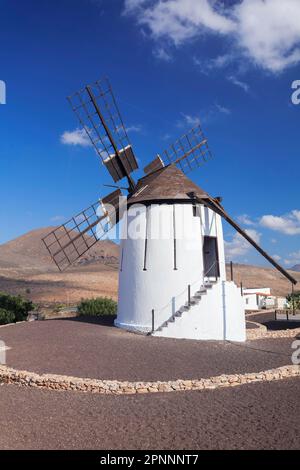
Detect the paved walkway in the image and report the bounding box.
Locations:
[0,318,297,381]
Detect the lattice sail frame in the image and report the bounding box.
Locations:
[42,190,122,271]
[68,77,130,162]
[145,125,212,176]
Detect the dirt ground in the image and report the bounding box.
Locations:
[1,319,299,450]
[0,264,119,304]
[1,378,299,450]
[0,260,299,306]
[0,318,296,381]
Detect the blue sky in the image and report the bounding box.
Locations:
[0,0,299,268]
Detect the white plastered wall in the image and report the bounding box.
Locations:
[154,281,246,342]
[115,202,245,341]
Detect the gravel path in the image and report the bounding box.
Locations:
[0,318,297,381]
[0,378,299,450]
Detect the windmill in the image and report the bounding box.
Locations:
[43,77,297,342]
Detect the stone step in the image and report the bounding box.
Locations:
[174,311,182,318]
[179,305,190,313]
[198,288,207,294]
[154,280,214,333]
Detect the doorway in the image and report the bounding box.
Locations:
[203,236,220,278]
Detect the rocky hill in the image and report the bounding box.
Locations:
[0,227,119,273]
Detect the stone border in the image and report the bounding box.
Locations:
[246,320,267,333]
[0,364,299,395]
[0,321,27,329]
[247,327,300,340]
[246,310,271,317]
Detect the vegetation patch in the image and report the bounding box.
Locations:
[0,308,16,325]
[286,291,300,310]
[0,292,34,325]
[77,297,117,317]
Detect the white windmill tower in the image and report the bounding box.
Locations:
[43,77,297,342]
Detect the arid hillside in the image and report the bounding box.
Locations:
[0,227,119,273]
[225,264,300,297]
[0,228,119,303]
[0,227,299,304]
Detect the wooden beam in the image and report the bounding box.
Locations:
[193,195,297,286]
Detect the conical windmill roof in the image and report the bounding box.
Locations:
[128,164,208,205]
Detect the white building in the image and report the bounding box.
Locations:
[243,288,271,311]
[243,287,287,310]
[116,165,246,342]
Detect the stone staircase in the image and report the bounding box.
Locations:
[153,280,218,334]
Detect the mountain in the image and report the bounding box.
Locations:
[0,227,119,273]
[224,263,300,297]
[291,265,300,272]
[0,227,299,304]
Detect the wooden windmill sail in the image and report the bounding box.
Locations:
[43,77,296,342]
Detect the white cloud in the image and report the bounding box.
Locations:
[260,210,300,235]
[177,104,230,128]
[60,128,91,147]
[194,53,234,74]
[124,0,300,73]
[227,75,250,93]
[237,214,255,226]
[224,229,261,260]
[177,113,201,128]
[125,0,234,46]
[161,132,172,141]
[123,0,149,15]
[214,103,231,115]
[291,250,300,260]
[153,47,172,62]
[233,0,300,73]
[284,250,300,266]
[126,124,143,133]
[246,229,261,245]
[272,254,282,262]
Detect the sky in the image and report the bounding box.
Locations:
[0,0,299,268]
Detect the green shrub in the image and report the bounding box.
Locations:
[77,297,117,317]
[0,308,15,325]
[0,292,34,322]
[286,291,300,310]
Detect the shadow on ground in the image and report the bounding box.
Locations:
[249,311,300,331]
[53,315,116,328]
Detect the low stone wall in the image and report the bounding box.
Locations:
[246,320,267,334]
[0,364,299,395]
[247,327,300,340]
